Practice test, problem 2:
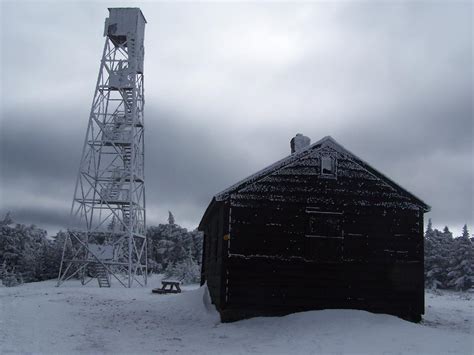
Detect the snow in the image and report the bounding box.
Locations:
[1,277,472,354]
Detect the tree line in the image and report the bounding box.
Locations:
[0,212,203,286]
[424,219,473,291]
[1,212,472,290]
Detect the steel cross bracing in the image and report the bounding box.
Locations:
[58,9,147,288]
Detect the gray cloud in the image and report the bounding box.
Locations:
[1,1,472,235]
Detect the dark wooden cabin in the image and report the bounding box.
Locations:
[198,135,429,322]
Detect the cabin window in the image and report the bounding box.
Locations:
[305,210,343,262]
[307,212,342,237]
[321,156,336,177]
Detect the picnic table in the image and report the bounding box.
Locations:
[152,280,182,294]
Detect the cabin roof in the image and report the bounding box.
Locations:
[199,136,430,230]
[108,7,147,23]
[216,136,429,208]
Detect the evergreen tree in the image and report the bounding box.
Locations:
[424,221,453,289]
[0,214,52,285]
[165,255,201,284]
[1,212,13,226]
[40,232,68,280]
[146,214,203,283]
[426,219,434,236]
[189,229,204,264]
[447,226,473,291]
[442,226,453,240]
[168,211,175,225]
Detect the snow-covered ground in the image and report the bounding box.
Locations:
[0,276,472,354]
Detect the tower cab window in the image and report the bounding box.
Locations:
[321,156,336,177]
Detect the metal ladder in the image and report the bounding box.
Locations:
[123,145,132,169]
[94,263,111,288]
[122,205,131,230]
[124,89,134,123]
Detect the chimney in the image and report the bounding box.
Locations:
[290,133,311,154]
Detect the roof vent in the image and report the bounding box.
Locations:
[290,134,311,154]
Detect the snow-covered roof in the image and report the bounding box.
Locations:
[213,135,429,211]
[215,136,330,201]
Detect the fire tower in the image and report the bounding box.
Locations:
[57,8,147,288]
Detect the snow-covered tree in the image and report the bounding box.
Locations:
[165,254,201,284]
[426,219,434,236]
[189,229,204,264]
[2,268,21,287]
[442,226,453,240]
[1,212,13,226]
[446,226,473,291]
[146,214,203,282]
[168,211,175,225]
[424,220,453,289]
[0,214,53,285]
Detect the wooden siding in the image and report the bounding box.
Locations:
[201,202,229,310]
[229,205,422,262]
[225,257,423,315]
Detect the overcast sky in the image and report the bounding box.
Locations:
[1,1,472,235]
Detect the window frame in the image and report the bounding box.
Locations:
[304,209,344,262]
[305,209,343,239]
[320,155,337,178]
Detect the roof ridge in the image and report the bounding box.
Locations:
[215,136,332,201]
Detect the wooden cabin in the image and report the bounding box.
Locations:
[198,135,429,322]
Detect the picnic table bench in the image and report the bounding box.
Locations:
[152,280,182,294]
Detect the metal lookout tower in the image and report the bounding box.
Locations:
[57,8,147,288]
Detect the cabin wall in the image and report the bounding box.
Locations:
[201,202,229,310]
[227,203,423,314]
[221,147,425,320]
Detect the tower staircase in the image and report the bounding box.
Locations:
[93,263,111,288]
[123,145,132,170]
[122,205,131,231]
[125,89,134,124]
